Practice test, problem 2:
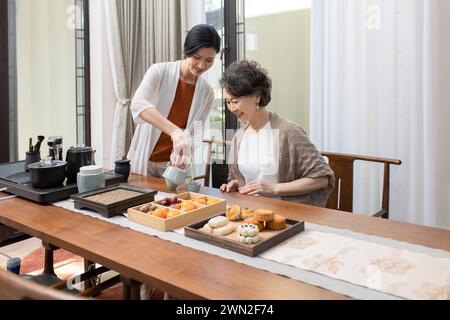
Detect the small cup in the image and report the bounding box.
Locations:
[24,152,41,171]
[186,180,201,193]
[165,178,178,191]
[115,158,131,182]
[162,165,188,185]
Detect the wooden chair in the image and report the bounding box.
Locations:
[193,139,231,187]
[0,267,87,300]
[321,152,401,219]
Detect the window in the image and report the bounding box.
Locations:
[4,0,90,162]
[243,0,311,132]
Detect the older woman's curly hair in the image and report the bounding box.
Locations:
[220,60,272,107]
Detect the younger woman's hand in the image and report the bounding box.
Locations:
[220,180,241,193]
[170,129,192,167]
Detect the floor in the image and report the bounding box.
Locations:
[0,237,125,299]
[0,237,42,269]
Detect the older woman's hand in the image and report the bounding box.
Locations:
[220,180,241,193]
[239,180,277,197]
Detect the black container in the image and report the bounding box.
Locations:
[24,152,41,171]
[28,160,68,188]
[66,146,93,182]
[47,136,63,161]
[114,157,131,182]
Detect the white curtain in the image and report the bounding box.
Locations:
[310,0,450,228]
[104,0,182,164]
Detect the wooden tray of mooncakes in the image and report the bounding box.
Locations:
[184,214,305,257]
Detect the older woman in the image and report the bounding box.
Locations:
[219,60,334,207]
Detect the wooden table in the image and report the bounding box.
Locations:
[1,174,449,300]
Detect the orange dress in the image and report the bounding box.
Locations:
[150,80,195,162]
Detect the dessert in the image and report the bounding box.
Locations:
[255,209,275,222]
[237,223,260,244]
[208,216,229,228]
[240,208,255,220]
[226,205,241,221]
[238,235,260,244]
[200,223,214,234]
[206,198,220,205]
[140,204,151,213]
[170,203,182,210]
[243,217,264,231]
[167,210,181,218]
[180,201,197,212]
[237,224,259,237]
[193,197,207,205]
[152,207,169,219]
[266,215,287,231]
[212,223,234,236]
[158,196,181,207]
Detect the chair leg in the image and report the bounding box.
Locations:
[84,259,95,290]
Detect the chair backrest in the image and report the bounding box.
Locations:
[193,139,231,187]
[321,152,401,219]
[0,268,85,300]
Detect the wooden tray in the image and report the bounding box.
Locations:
[127,192,226,232]
[71,184,157,218]
[185,215,305,257]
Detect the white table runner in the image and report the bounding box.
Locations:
[53,195,450,300]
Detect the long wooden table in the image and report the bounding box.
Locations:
[1,174,449,300]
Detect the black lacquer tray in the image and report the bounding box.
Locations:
[0,161,124,203]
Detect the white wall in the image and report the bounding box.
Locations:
[16,0,76,159]
[89,0,115,169]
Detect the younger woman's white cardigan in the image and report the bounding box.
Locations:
[127,60,215,176]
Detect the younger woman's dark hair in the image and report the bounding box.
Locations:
[183,24,221,57]
[220,60,272,107]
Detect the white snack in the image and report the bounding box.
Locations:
[238,235,260,244]
[201,223,213,233]
[208,216,229,228]
[237,224,259,237]
[213,223,234,236]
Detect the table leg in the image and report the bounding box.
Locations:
[42,241,59,276]
[120,276,141,300]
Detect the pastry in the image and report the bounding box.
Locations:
[152,207,169,219]
[200,223,213,233]
[140,204,151,213]
[266,215,287,231]
[180,201,197,212]
[237,224,259,237]
[238,235,260,244]
[193,197,207,205]
[255,209,275,222]
[206,198,220,205]
[213,223,234,236]
[167,210,181,218]
[240,208,255,220]
[226,205,241,221]
[208,216,229,228]
[243,217,264,232]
